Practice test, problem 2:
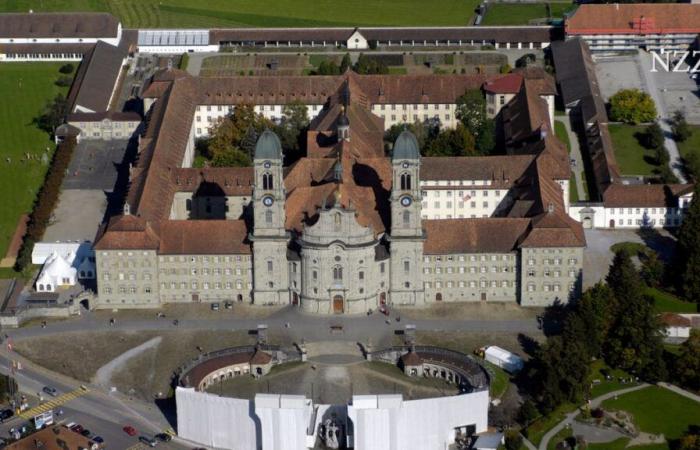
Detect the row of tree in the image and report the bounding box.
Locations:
[15,138,77,271]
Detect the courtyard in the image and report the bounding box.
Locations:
[206,360,459,404]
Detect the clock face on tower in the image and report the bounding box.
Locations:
[263,161,271,169]
[402,161,409,169]
[400,196,412,207]
[262,196,274,207]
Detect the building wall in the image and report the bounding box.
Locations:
[68,119,140,140]
[0,52,84,61]
[156,254,253,303]
[570,33,698,52]
[519,246,582,306]
[423,253,518,302]
[193,104,324,138]
[370,103,459,129]
[95,249,159,308]
[420,183,512,219]
[486,92,516,118]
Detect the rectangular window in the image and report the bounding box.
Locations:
[267,261,273,272]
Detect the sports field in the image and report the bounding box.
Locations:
[0,0,480,28]
[0,63,68,259]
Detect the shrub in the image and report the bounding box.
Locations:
[54,76,73,87]
[59,63,74,74]
[672,110,692,142]
[591,408,604,419]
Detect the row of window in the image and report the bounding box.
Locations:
[375,104,451,111]
[198,104,322,113]
[425,280,513,289]
[158,267,251,276]
[421,180,494,187]
[526,269,579,278]
[4,53,82,59]
[158,255,249,263]
[425,266,514,274]
[422,214,489,219]
[527,258,578,266]
[614,218,682,226]
[423,201,494,209]
[526,283,576,292]
[103,272,153,281]
[425,190,502,198]
[424,255,512,263]
[610,207,685,215]
[381,113,451,122]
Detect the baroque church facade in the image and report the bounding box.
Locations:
[93,70,584,313]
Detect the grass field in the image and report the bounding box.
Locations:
[602,386,700,444]
[554,120,571,154]
[481,2,576,26]
[608,124,658,176]
[0,62,69,259]
[0,0,480,28]
[646,287,697,313]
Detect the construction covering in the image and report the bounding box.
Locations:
[484,346,524,373]
[176,387,257,450]
[348,390,489,450]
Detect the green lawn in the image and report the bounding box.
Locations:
[587,360,640,398]
[569,174,579,203]
[608,124,658,176]
[525,402,577,446]
[554,120,571,154]
[483,360,510,399]
[0,63,69,258]
[677,124,700,174]
[646,287,697,313]
[481,2,576,26]
[610,241,649,256]
[0,0,480,28]
[602,386,700,443]
[588,438,668,450]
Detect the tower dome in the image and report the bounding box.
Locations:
[254,129,283,160]
[392,130,420,160]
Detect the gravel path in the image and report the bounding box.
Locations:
[93,336,162,388]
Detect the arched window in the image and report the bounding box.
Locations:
[333,266,343,281]
[265,209,273,224]
[400,172,411,190]
[38,284,44,291]
[263,173,273,190]
[403,210,410,225]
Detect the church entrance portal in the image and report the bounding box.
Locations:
[333,295,344,314]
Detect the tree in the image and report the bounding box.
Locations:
[273,101,309,165]
[609,89,657,124]
[675,183,700,302]
[570,283,616,358]
[476,118,496,154]
[340,53,352,73]
[640,251,664,288]
[456,89,487,137]
[672,110,692,143]
[675,330,700,391]
[606,249,642,303]
[499,63,512,74]
[642,122,664,150]
[353,54,388,75]
[425,124,475,157]
[206,104,272,167]
[517,399,540,427]
[504,430,524,450]
[35,93,68,135]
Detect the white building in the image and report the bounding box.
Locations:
[484,346,524,374]
[0,13,121,61]
[35,253,77,293]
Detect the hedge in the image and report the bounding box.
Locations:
[14,137,77,271]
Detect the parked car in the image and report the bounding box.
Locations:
[80,429,91,437]
[211,303,220,311]
[92,436,104,444]
[155,433,172,442]
[70,424,84,434]
[139,436,157,447]
[224,301,233,310]
[0,409,13,422]
[123,425,137,436]
[42,386,57,397]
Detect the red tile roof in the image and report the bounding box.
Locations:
[603,184,693,208]
[566,4,700,35]
[423,218,531,254]
[483,73,523,94]
[660,313,691,327]
[158,220,251,255]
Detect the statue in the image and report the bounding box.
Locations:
[320,416,343,449]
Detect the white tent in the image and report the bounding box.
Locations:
[484,346,523,373]
[32,241,95,280]
[35,252,77,292]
